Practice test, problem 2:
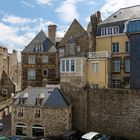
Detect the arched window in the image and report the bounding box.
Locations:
[16,123,27,136]
[32,124,44,137]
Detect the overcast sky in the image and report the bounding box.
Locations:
[0,0,140,52]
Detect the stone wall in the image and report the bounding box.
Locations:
[61,83,140,140]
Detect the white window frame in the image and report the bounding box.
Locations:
[101,26,119,36]
[92,63,99,73]
[42,55,48,63]
[112,60,120,72]
[28,55,35,64]
[112,42,119,53]
[60,59,76,73]
[28,69,36,80]
[125,59,130,72]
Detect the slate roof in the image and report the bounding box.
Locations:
[22,30,55,53]
[100,5,140,25]
[13,87,70,108]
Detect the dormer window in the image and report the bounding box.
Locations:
[35,98,42,105]
[35,45,43,51]
[19,98,25,104]
[101,26,119,36]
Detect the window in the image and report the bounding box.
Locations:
[35,45,43,51]
[112,79,121,88]
[71,60,75,72]
[66,60,70,71]
[42,56,48,63]
[101,26,119,36]
[16,123,27,136]
[101,28,106,36]
[28,69,36,80]
[44,70,48,76]
[59,48,64,58]
[35,98,42,105]
[18,108,24,117]
[92,63,99,72]
[125,41,130,52]
[112,60,120,72]
[32,125,44,137]
[35,109,41,118]
[108,27,112,35]
[112,42,119,52]
[28,56,35,64]
[124,59,130,72]
[61,59,76,72]
[19,98,25,104]
[2,89,7,96]
[76,45,80,53]
[61,60,65,72]
[114,26,119,34]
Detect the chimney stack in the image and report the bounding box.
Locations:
[48,25,57,45]
[95,11,102,24]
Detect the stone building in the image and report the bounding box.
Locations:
[59,19,88,87]
[0,46,21,95]
[12,87,71,138]
[21,28,58,90]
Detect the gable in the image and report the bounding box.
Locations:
[59,19,87,47]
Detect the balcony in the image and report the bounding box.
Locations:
[88,51,111,59]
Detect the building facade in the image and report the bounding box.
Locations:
[0,46,21,95]
[87,6,140,88]
[12,87,71,138]
[21,29,57,90]
[59,19,88,87]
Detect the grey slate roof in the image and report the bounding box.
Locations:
[100,5,140,25]
[13,87,70,108]
[22,30,55,53]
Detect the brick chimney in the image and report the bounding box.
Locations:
[95,11,102,24]
[48,25,57,45]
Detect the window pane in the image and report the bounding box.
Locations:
[125,59,130,72]
[112,42,119,52]
[71,60,75,72]
[28,56,35,64]
[92,63,98,72]
[28,69,36,80]
[66,60,69,71]
[112,60,120,72]
[42,56,48,63]
[62,60,65,72]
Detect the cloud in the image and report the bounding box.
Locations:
[55,0,80,23]
[101,0,140,19]
[35,0,52,5]
[22,1,35,8]
[2,15,33,25]
[0,15,56,54]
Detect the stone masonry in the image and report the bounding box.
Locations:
[61,83,140,140]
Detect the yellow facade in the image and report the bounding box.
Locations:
[96,34,129,52]
[87,34,130,88]
[88,58,110,88]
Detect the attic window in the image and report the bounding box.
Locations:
[114,15,117,18]
[35,98,42,105]
[35,45,43,51]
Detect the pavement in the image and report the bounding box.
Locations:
[0,113,11,137]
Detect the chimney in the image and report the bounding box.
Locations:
[95,11,102,24]
[48,25,57,45]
